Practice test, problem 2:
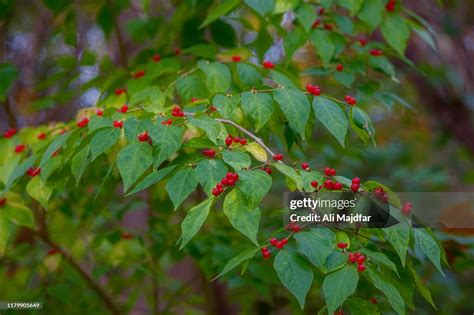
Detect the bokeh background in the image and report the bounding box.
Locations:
[0,0,473,314]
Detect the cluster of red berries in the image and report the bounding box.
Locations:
[336,64,344,72]
[324,167,336,176]
[347,251,367,272]
[311,19,321,28]
[351,177,361,192]
[113,120,123,128]
[0,197,6,207]
[14,144,26,153]
[301,162,310,171]
[261,247,271,259]
[171,106,185,117]
[231,55,241,62]
[324,23,333,31]
[225,135,247,146]
[161,119,173,125]
[202,148,216,158]
[359,38,368,46]
[3,128,17,138]
[117,104,128,113]
[270,237,288,249]
[374,186,389,203]
[133,70,145,78]
[115,88,126,96]
[263,60,275,69]
[306,83,321,96]
[26,167,41,177]
[386,0,396,11]
[344,95,357,106]
[370,49,383,56]
[77,117,90,128]
[272,153,283,161]
[137,131,150,143]
[286,221,301,232]
[37,132,46,140]
[260,165,272,174]
[401,202,412,216]
[211,172,239,196]
[96,109,103,116]
[323,179,343,190]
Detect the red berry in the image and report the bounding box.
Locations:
[402,202,412,216]
[133,70,145,78]
[275,241,284,249]
[357,264,366,272]
[137,131,149,142]
[370,297,378,304]
[336,64,344,72]
[351,183,360,193]
[337,242,347,249]
[270,238,278,246]
[335,311,344,315]
[115,88,126,96]
[118,104,128,113]
[357,255,365,264]
[0,198,6,207]
[318,7,325,15]
[311,180,318,188]
[359,38,368,46]
[37,132,46,140]
[113,120,123,128]
[14,144,26,153]
[292,225,301,233]
[370,49,383,56]
[345,95,357,106]
[231,173,239,180]
[233,137,240,143]
[225,136,233,146]
[324,23,333,31]
[301,162,310,171]
[385,1,396,11]
[96,110,104,117]
[263,60,275,69]
[352,177,361,185]
[231,55,241,62]
[209,105,217,112]
[26,167,41,177]
[174,48,182,55]
[281,238,288,246]
[3,128,17,138]
[324,167,336,176]
[273,154,283,161]
[262,247,271,259]
[152,54,161,62]
[324,179,334,190]
[77,117,90,128]
[333,182,343,190]
[121,232,133,240]
[221,178,229,186]
[239,138,247,145]
[227,178,236,186]
[311,19,321,28]
[348,253,357,263]
[204,149,216,158]
[47,248,60,256]
[306,84,321,96]
[212,188,221,196]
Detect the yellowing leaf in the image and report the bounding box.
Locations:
[244,142,267,162]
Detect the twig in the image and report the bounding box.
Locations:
[107,0,128,68]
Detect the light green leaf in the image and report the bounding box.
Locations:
[26,176,52,209]
[222,150,251,170]
[409,265,437,309]
[179,197,214,249]
[241,92,274,131]
[40,131,72,167]
[236,170,272,209]
[244,142,267,162]
[200,0,240,28]
[380,14,411,56]
[195,159,228,195]
[4,202,35,228]
[323,265,359,314]
[0,209,13,256]
[123,117,154,142]
[413,228,444,275]
[310,29,335,66]
[165,167,199,209]
[149,124,183,168]
[126,165,177,196]
[244,0,275,16]
[212,94,239,119]
[367,268,405,315]
[359,248,398,276]
[189,115,223,145]
[273,163,303,190]
[198,61,231,94]
[5,156,36,191]
[384,224,410,266]
[358,0,385,31]
[117,142,153,192]
[336,0,364,15]
[90,128,121,160]
[295,229,335,272]
[273,88,310,139]
[71,145,91,185]
[223,189,260,245]
[214,247,259,279]
[274,250,313,309]
[176,73,209,101]
[313,96,348,147]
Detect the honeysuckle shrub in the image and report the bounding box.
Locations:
[0,0,448,314]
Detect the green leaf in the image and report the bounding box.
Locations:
[240,92,274,131]
[176,73,209,101]
[179,197,214,249]
[223,189,260,245]
[4,202,35,228]
[214,247,259,279]
[236,63,261,87]
[367,268,405,315]
[212,94,240,119]
[0,209,13,256]
[351,107,376,145]
[273,88,310,139]
[296,4,317,33]
[236,170,272,209]
[123,117,154,142]
[149,124,184,168]
[346,297,380,315]
[126,165,177,196]
[5,156,36,191]
[380,14,411,56]
[370,56,396,78]
[274,250,313,309]
[195,159,228,195]
[200,0,240,28]
[384,224,410,266]
[359,248,398,276]
[323,265,359,314]
[198,61,231,94]
[222,150,251,170]
[313,96,348,147]
[325,250,348,272]
[413,228,444,275]
[88,116,113,134]
[334,71,355,88]
[26,177,53,209]
[165,167,199,209]
[358,0,385,31]
[189,115,223,145]
[409,21,436,50]
[117,142,153,192]
[283,27,307,64]
[0,63,18,102]
[301,170,324,191]
[71,145,91,185]
[40,131,72,167]
[310,29,335,66]
[244,0,275,16]
[273,163,303,190]
[90,128,121,160]
[336,0,364,15]
[295,229,335,272]
[334,15,354,35]
[409,265,437,309]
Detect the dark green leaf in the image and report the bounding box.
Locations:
[126,165,177,196]
[179,197,214,249]
[165,167,199,209]
[198,61,231,94]
[413,228,444,275]
[222,150,251,170]
[358,0,385,31]
[117,142,153,192]
[273,88,310,139]
[323,265,359,314]
[380,14,411,56]
[236,63,262,87]
[313,96,348,147]
[296,4,317,33]
[200,0,240,27]
[241,92,274,131]
[367,268,405,315]
[310,29,335,66]
[214,247,259,279]
[149,125,184,168]
[384,224,410,266]
[195,159,228,195]
[295,229,335,272]
[236,170,272,209]
[90,128,121,160]
[244,0,275,16]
